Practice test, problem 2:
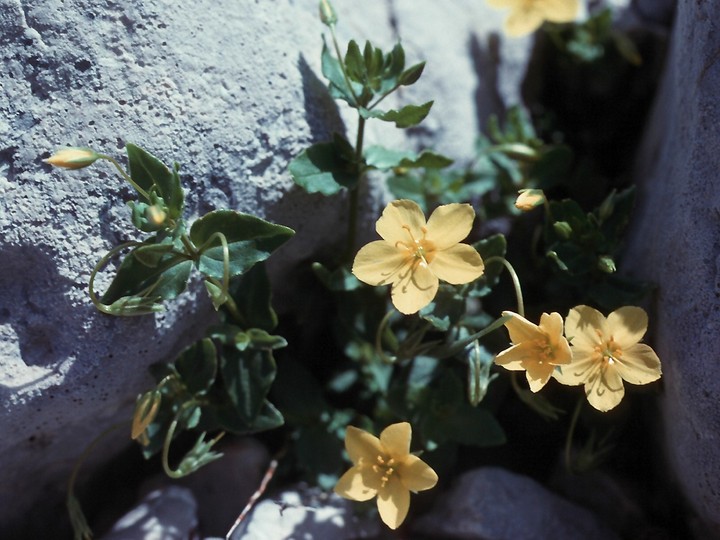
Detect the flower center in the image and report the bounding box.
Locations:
[532,337,554,364]
[372,454,397,488]
[396,225,436,265]
[594,331,623,365]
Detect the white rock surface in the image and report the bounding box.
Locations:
[0,0,537,534]
[623,0,720,536]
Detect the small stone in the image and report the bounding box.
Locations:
[414,467,619,540]
[229,484,381,540]
[101,486,199,540]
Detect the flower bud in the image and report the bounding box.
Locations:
[597,255,616,274]
[515,189,546,211]
[553,221,573,239]
[44,147,99,169]
[319,0,337,26]
[131,390,162,443]
[145,204,168,227]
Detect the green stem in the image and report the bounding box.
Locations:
[564,397,584,473]
[162,401,197,479]
[67,422,126,540]
[98,155,152,200]
[374,309,397,363]
[484,256,524,317]
[329,25,360,107]
[89,241,143,314]
[346,115,366,258]
[180,233,198,258]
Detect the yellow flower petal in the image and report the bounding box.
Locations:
[377,478,410,530]
[525,362,555,392]
[429,244,484,284]
[607,306,648,349]
[565,305,607,350]
[379,422,411,459]
[585,366,625,412]
[494,341,536,370]
[352,241,408,286]
[345,426,383,465]
[390,262,439,315]
[425,203,476,250]
[541,0,580,22]
[615,343,662,385]
[397,454,438,493]
[505,9,544,36]
[552,350,597,386]
[376,199,426,245]
[502,311,541,344]
[335,467,377,501]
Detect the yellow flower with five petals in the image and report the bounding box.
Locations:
[553,305,662,411]
[352,200,485,315]
[494,311,572,391]
[334,422,438,529]
[487,0,580,37]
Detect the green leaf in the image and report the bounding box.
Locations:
[311,262,362,291]
[174,338,217,395]
[220,348,277,425]
[361,101,433,128]
[132,242,175,268]
[227,263,278,331]
[321,40,360,106]
[420,286,465,331]
[289,137,357,195]
[398,61,425,86]
[344,40,365,83]
[204,279,227,310]
[245,329,288,350]
[101,249,192,308]
[190,210,294,280]
[126,143,184,219]
[364,146,452,171]
[471,234,507,297]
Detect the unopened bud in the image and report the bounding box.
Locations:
[145,204,167,227]
[515,189,546,211]
[131,390,161,442]
[597,190,616,222]
[319,0,337,26]
[44,147,99,169]
[597,255,616,274]
[553,221,573,239]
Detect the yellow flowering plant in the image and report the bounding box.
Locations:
[335,422,438,529]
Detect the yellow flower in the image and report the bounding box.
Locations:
[515,189,546,211]
[494,311,572,391]
[44,147,99,169]
[352,200,485,315]
[334,422,438,529]
[554,305,662,412]
[487,0,580,37]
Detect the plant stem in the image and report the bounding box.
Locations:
[346,115,366,258]
[484,256,524,317]
[98,155,152,200]
[564,397,584,473]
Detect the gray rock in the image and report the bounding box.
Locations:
[0,0,538,533]
[228,485,381,540]
[414,467,619,540]
[622,0,720,536]
[101,486,199,540]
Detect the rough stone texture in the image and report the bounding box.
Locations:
[229,485,381,540]
[0,0,535,534]
[101,486,199,540]
[414,467,619,540]
[622,0,720,535]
